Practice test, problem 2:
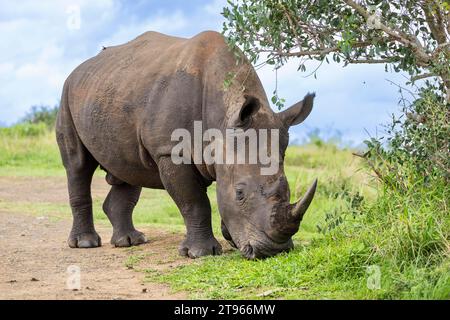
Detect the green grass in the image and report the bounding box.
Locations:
[151,181,448,300]
[1,124,448,299]
[0,124,63,176]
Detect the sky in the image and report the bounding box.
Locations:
[0,0,410,144]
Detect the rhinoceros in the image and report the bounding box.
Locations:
[56,30,317,259]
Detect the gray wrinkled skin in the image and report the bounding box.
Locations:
[56,30,317,259]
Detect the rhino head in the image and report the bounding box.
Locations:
[213,89,317,259]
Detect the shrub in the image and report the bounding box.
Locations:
[364,85,449,186]
[21,105,59,129]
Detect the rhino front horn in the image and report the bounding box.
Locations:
[290,178,318,222]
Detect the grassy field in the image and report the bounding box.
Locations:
[1,125,448,299]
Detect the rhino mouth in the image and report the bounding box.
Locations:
[221,219,294,259]
[240,238,294,260]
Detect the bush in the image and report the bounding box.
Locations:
[364,85,449,186]
[21,105,59,128]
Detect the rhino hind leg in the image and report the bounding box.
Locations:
[157,157,222,258]
[65,161,102,249]
[102,182,147,247]
[56,98,101,248]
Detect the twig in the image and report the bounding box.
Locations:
[410,72,436,81]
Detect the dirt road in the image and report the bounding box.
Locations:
[0,177,188,300]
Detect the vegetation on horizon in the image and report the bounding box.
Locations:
[21,105,59,129]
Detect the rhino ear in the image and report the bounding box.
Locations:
[279,93,315,127]
[229,95,260,128]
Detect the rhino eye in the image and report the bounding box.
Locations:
[235,189,245,201]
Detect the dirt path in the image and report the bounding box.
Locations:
[0,176,189,300]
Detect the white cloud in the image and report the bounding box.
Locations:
[204,0,228,16]
[0,63,14,74]
[101,10,188,46]
[0,1,116,123]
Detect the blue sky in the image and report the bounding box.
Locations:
[0,0,409,144]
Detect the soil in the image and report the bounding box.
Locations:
[0,176,191,300]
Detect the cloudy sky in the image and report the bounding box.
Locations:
[0,0,409,144]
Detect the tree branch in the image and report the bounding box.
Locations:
[343,0,432,65]
[275,47,339,57]
[422,0,447,44]
[410,72,436,81]
[347,58,391,64]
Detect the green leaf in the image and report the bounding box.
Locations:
[271,96,277,104]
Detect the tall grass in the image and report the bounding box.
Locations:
[0,124,62,176]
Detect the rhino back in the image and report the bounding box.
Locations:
[64,31,224,186]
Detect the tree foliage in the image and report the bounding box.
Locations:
[364,85,449,184]
[223,0,450,100]
[21,105,59,128]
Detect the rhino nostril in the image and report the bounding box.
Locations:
[241,244,255,259]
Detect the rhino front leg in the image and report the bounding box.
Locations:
[102,178,147,247]
[158,157,222,258]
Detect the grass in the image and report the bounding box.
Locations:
[1,124,448,299]
[0,124,63,176]
[149,181,449,299]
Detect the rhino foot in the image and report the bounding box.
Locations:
[68,232,102,248]
[178,237,223,258]
[111,229,147,247]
